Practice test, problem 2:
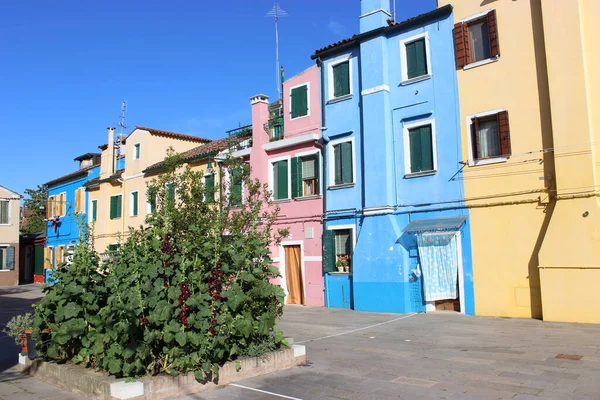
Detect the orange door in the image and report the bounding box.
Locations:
[284,245,304,305]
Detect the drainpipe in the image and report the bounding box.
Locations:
[317,57,327,225]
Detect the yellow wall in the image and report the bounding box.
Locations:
[0,186,20,286]
[536,0,600,323]
[90,128,207,253]
[439,0,553,318]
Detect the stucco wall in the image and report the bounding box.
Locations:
[0,186,20,286]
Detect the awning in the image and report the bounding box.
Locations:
[403,216,467,233]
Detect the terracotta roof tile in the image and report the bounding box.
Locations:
[46,167,93,187]
[135,126,211,143]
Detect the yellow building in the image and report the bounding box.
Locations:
[87,126,210,253]
[439,0,599,322]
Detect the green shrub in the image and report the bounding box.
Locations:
[34,153,287,381]
[3,313,34,346]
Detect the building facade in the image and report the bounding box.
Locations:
[314,1,474,314]
[249,64,325,307]
[440,0,599,322]
[0,185,22,286]
[44,154,101,282]
[87,126,210,254]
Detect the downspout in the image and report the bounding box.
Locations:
[317,57,327,227]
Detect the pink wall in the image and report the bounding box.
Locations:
[249,65,324,307]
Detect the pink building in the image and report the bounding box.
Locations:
[249,65,324,307]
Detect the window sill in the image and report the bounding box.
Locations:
[0,269,13,272]
[328,272,352,276]
[326,94,353,105]
[328,183,355,190]
[272,199,291,204]
[469,157,508,167]
[290,114,309,121]
[399,74,432,86]
[404,170,436,179]
[294,195,322,201]
[463,56,499,71]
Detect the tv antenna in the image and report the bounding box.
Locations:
[266,3,287,100]
[117,100,127,142]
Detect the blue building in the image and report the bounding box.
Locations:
[44,153,101,281]
[314,1,474,314]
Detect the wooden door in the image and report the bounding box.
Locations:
[284,245,304,305]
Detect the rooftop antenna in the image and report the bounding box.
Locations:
[117,100,127,142]
[266,3,287,100]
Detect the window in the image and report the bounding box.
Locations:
[0,200,9,224]
[291,154,320,197]
[91,199,98,222]
[329,58,351,100]
[44,246,55,269]
[0,246,15,270]
[230,169,243,207]
[133,143,140,160]
[322,226,354,274]
[290,84,309,119]
[332,140,354,186]
[272,160,289,200]
[50,192,66,216]
[468,110,511,163]
[204,173,215,203]
[147,191,157,214]
[454,10,499,68]
[401,33,431,82]
[75,188,85,213]
[109,194,122,219]
[56,246,65,265]
[130,191,138,217]
[404,120,437,175]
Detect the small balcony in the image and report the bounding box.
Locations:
[266,117,284,142]
[226,125,253,151]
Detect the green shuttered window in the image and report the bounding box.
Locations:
[406,38,428,79]
[166,183,175,205]
[91,199,97,222]
[291,155,319,198]
[0,246,15,270]
[322,230,336,273]
[332,61,350,98]
[230,169,242,206]
[131,192,138,217]
[333,141,353,185]
[408,124,434,173]
[273,160,289,200]
[290,84,308,119]
[109,195,122,219]
[204,174,215,203]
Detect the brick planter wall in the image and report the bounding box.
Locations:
[18,345,306,400]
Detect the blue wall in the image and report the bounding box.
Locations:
[321,6,474,315]
[46,165,100,267]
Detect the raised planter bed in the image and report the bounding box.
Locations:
[18,344,306,400]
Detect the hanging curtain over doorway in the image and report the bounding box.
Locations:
[416,233,458,302]
[285,245,304,305]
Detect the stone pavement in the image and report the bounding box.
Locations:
[4,285,600,399]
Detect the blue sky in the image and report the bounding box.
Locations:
[0,0,435,196]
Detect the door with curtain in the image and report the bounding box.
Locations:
[284,245,304,305]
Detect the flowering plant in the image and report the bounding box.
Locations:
[336,254,351,268]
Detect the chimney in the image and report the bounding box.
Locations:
[360,0,392,34]
[249,94,270,182]
[100,127,116,179]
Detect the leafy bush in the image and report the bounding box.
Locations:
[34,154,287,381]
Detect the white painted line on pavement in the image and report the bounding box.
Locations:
[296,313,417,344]
[230,383,303,399]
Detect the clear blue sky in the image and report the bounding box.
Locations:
[0,0,435,196]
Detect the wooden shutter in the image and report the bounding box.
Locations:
[291,157,302,199]
[75,190,80,213]
[333,61,350,97]
[44,247,52,269]
[167,184,175,204]
[453,22,470,69]
[314,155,320,195]
[46,197,52,218]
[322,230,336,273]
[487,10,500,57]
[409,127,423,173]
[334,145,342,185]
[291,85,308,118]
[406,39,427,79]
[92,200,97,221]
[341,142,353,184]
[205,175,215,203]
[276,160,288,199]
[60,193,66,215]
[116,195,122,218]
[109,196,116,219]
[497,111,511,156]
[132,192,138,216]
[231,169,242,206]
[471,118,481,160]
[6,246,14,270]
